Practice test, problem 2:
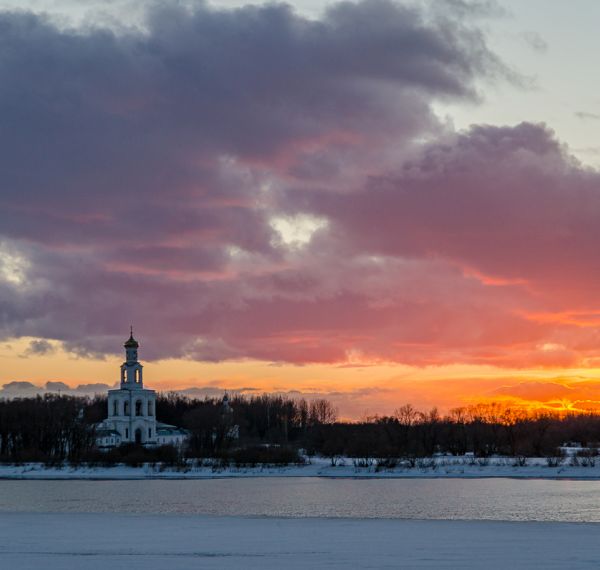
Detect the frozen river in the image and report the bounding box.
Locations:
[3,512,600,570]
[2,477,600,522]
[2,479,600,569]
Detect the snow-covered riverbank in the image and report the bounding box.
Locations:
[1,512,598,569]
[4,455,600,479]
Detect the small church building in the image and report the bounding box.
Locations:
[95,331,188,449]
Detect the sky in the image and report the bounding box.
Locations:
[1,0,600,418]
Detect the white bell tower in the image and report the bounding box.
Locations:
[105,329,157,445]
[121,327,144,388]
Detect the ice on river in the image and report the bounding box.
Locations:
[1,512,599,570]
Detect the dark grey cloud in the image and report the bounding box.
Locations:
[74,383,112,393]
[0,380,40,397]
[0,0,502,236]
[1,380,38,392]
[521,31,548,53]
[0,380,112,398]
[0,1,515,364]
[575,111,600,121]
[45,381,70,391]
[177,386,258,399]
[24,339,55,356]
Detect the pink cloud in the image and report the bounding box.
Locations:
[3,2,600,372]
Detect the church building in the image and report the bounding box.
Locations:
[95,331,188,449]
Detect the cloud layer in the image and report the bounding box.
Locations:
[1,1,599,373]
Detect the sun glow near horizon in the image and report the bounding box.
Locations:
[5,336,600,419]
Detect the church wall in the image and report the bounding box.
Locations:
[107,388,157,444]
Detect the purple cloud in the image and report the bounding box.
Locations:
[7,2,580,368]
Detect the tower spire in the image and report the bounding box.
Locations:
[122,329,142,387]
[124,328,139,348]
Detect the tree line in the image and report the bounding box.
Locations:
[2,394,600,465]
[311,403,600,464]
[0,393,337,464]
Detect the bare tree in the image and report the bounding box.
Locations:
[309,399,338,425]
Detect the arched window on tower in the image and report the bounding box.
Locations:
[148,401,153,416]
[135,400,142,416]
[124,401,130,416]
[113,400,119,416]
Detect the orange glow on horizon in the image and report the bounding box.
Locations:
[524,310,600,328]
[5,337,600,419]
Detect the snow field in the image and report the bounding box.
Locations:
[1,512,599,570]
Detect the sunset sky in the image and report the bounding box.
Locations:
[2,0,600,418]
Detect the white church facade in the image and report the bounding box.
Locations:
[96,331,188,449]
